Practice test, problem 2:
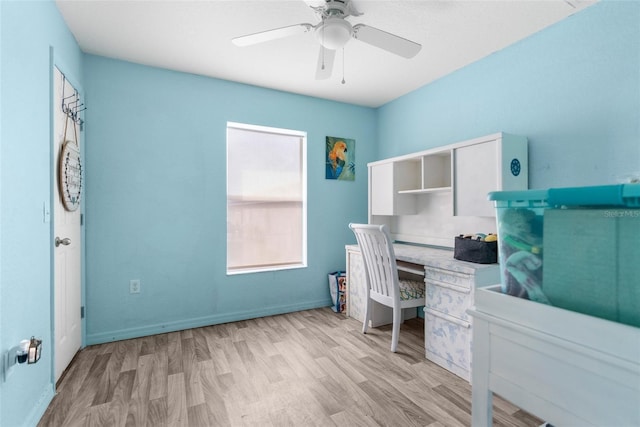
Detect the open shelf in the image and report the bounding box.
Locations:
[398,186,452,195]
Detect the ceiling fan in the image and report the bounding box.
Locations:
[232,0,422,81]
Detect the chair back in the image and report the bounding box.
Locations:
[349,223,400,302]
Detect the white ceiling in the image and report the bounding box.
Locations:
[55,0,596,108]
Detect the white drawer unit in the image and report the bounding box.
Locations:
[425,268,472,322]
[424,307,472,381]
[423,263,500,382]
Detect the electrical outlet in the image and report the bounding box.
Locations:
[129,279,141,294]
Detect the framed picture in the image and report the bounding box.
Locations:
[326,136,355,181]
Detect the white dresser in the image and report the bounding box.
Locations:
[468,286,640,425]
[346,243,499,381]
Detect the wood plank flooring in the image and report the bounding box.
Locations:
[39,308,541,426]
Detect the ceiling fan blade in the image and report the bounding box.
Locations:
[301,0,325,8]
[315,46,336,80]
[232,23,313,47]
[346,0,363,17]
[352,24,421,58]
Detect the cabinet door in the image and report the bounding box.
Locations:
[370,162,416,216]
[370,162,395,215]
[455,135,528,217]
[454,140,498,217]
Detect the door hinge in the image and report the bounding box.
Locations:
[81,213,84,226]
[81,306,85,319]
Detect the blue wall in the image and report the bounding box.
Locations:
[0,1,83,426]
[83,56,376,344]
[378,1,640,189]
[2,1,639,426]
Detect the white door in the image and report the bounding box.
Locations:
[53,67,82,381]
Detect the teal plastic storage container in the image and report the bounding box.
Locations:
[489,185,640,328]
[488,189,549,304]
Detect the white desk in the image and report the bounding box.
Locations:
[346,243,500,381]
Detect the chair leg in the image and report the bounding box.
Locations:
[362,298,371,334]
[391,307,402,352]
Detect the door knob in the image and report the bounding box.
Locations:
[55,237,71,247]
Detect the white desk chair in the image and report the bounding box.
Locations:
[349,223,425,352]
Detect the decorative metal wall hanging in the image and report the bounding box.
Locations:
[58,140,83,211]
[58,73,84,212]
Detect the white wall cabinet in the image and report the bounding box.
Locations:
[369,151,452,216]
[454,134,528,217]
[368,132,528,247]
[370,162,417,216]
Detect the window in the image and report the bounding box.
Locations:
[226,122,307,274]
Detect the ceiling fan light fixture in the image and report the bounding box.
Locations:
[316,17,352,50]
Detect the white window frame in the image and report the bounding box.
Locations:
[226,122,308,275]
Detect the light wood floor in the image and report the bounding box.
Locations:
[39,308,541,426]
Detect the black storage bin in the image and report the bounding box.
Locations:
[454,236,498,264]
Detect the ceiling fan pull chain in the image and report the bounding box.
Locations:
[341,48,346,84]
[321,24,326,70]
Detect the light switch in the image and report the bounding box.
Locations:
[43,202,51,223]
